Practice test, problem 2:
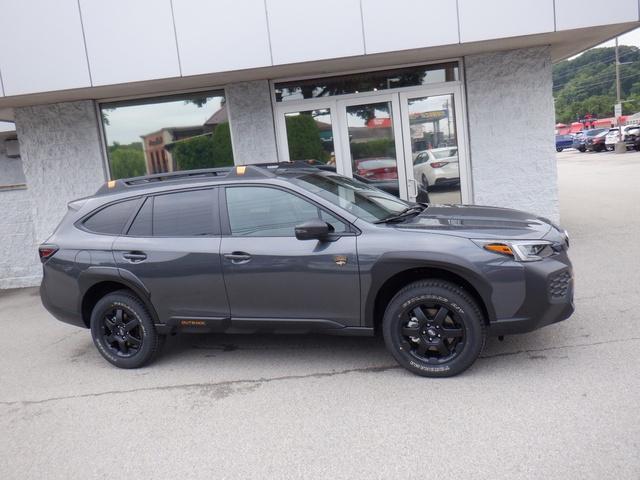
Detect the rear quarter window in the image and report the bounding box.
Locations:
[82,198,139,235]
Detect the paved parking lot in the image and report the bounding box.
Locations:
[1,149,639,479]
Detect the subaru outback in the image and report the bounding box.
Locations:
[39,164,574,377]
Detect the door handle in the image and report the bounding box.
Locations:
[224,252,252,264]
[407,178,418,198]
[122,251,147,263]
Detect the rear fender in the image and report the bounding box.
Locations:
[77,266,160,326]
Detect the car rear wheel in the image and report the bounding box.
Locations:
[382,280,486,377]
[556,147,563,152]
[90,290,163,369]
[578,146,586,152]
[421,174,429,189]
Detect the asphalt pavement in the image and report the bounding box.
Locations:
[1,148,639,479]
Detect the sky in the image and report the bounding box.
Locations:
[596,27,640,48]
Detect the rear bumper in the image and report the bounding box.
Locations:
[40,279,86,328]
[488,257,574,336]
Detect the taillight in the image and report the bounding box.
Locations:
[430,162,449,168]
[38,245,58,262]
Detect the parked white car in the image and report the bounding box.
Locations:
[605,126,637,150]
[413,147,459,188]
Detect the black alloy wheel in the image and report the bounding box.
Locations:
[90,290,163,368]
[101,306,143,358]
[382,280,486,377]
[400,304,465,364]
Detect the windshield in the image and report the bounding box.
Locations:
[289,173,412,222]
[585,129,606,136]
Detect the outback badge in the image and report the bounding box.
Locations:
[334,255,348,266]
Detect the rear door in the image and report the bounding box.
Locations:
[113,187,229,324]
[219,184,361,328]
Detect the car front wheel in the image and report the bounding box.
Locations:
[90,290,163,369]
[382,280,486,377]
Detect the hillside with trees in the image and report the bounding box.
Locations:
[553,45,640,124]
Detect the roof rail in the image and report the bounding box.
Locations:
[95,164,289,195]
[124,167,233,185]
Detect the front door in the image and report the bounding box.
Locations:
[219,185,361,328]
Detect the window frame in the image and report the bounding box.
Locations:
[123,187,221,238]
[95,87,231,182]
[77,196,144,236]
[219,183,357,239]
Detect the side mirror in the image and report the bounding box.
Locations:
[295,218,333,241]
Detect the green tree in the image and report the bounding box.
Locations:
[172,122,234,170]
[211,122,234,166]
[109,142,146,179]
[285,114,328,162]
[553,46,640,123]
[349,138,396,160]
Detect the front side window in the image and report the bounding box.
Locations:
[226,186,346,237]
[289,173,410,223]
[100,91,233,180]
[83,198,139,235]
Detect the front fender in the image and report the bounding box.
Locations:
[362,251,497,328]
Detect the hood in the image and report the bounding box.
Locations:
[395,204,552,240]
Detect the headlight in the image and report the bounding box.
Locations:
[473,239,554,262]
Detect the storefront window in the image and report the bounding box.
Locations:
[100,91,233,180]
[274,62,459,102]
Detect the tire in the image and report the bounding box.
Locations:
[556,147,563,152]
[382,280,486,377]
[578,146,586,152]
[90,290,163,369]
[421,174,429,189]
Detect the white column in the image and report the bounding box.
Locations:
[465,47,559,222]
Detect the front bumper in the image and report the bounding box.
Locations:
[488,256,574,336]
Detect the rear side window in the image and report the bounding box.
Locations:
[83,198,139,235]
[152,189,216,236]
[128,197,152,236]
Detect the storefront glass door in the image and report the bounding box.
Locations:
[399,87,467,203]
[335,94,408,199]
[274,81,469,204]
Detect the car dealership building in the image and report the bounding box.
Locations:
[0,0,639,289]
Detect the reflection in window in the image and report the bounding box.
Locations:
[407,94,461,203]
[226,186,345,236]
[285,109,334,165]
[101,91,234,180]
[275,62,459,102]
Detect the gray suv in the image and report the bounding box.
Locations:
[39,164,574,377]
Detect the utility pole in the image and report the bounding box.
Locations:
[615,37,626,154]
[616,37,621,104]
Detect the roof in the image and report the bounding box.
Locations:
[94,163,322,196]
[204,107,228,126]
